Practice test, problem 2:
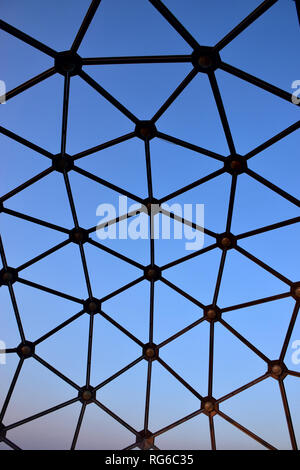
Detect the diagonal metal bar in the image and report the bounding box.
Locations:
[70,402,86,450]
[157,131,226,162]
[79,243,93,298]
[61,74,70,155]
[73,165,144,204]
[2,207,70,234]
[236,217,300,240]
[2,437,22,450]
[278,380,298,450]
[100,276,145,303]
[89,207,138,234]
[17,276,84,305]
[157,357,203,400]
[288,370,300,379]
[280,302,300,362]
[245,121,300,160]
[7,283,26,343]
[209,415,216,450]
[226,173,237,233]
[100,309,144,347]
[34,310,85,346]
[0,167,53,203]
[159,167,226,204]
[158,317,205,349]
[0,126,53,159]
[95,356,144,391]
[161,243,218,271]
[151,408,204,439]
[152,68,197,122]
[236,245,293,286]
[208,72,236,154]
[220,62,297,105]
[16,239,70,273]
[220,318,270,363]
[0,358,24,423]
[0,19,57,57]
[212,250,227,306]
[71,0,102,52]
[33,354,80,391]
[295,0,300,24]
[246,168,300,208]
[148,0,200,50]
[4,67,56,102]
[5,397,79,431]
[82,54,192,65]
[72,132,135,160]
[160,206,216,240]
[88,238,144,271]
[217,373,269,404]
[144,361,153,433]
[79,70,138,123]
[221,291,290,313]
[86,314,94,386]
[208,321,215,397]
[160,277,205,309]
[214,0,278,51]
[217,410,277,450]
[94,399,139,436]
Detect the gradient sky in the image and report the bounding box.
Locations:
[0,0,299,450]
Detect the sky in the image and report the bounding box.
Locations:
[0,0,299,450]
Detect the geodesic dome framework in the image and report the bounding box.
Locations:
[0,0,299,450]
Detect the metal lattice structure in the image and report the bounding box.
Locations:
[0,0,300,450]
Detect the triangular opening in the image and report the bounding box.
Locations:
[67,74,134,155]
[1,74,64,154]
[78,0,191,57]
[221,0,300,92]
[90,313,141,386]
[37,313,89,385]
[218,248,288,308]
[213,321,266,398]
[232,173,299,235]
[157,73,230,155]
[85,62,192,120]
[220,376,292,449]
[216,68,299,155]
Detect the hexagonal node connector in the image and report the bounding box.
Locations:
[84,297,101,315]
[201,397,218,416]
[217,232,236,250]
[0,267,18,286]
[204,305,221,323]
[17,341,35,359]
[143,342,159,361]
[144,265,161,282]
[69,227,89,245]
[135,121,157,141]
[78,386,96,404]
[52,155,74,173]
[55,51,82,76]
[0,423,6,442]
[136,430,154,450]
[142,197,160,216]
[268,361,287,380]
[192,47,220,73]
[224,155,247,175]
[291,282,300,301]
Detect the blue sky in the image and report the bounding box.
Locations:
[0,0,299,450]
